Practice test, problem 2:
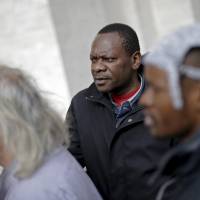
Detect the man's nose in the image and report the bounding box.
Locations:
[92,59,106,72]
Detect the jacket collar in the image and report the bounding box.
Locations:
[85,73,145,105]
[150,129,200,184]
[85,83,105,100]
[85,83,115,112]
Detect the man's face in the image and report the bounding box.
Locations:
[90,32,139,95]
[139,65,196,139]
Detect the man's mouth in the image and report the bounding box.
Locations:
[94,77,110,85]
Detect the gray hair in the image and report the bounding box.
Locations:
[143,24,200,109]
[0,65,69,178]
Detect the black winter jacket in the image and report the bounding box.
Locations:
[151,129,200,200]
[66,83,171,200]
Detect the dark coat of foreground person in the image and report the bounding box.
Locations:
[140,24,200,200]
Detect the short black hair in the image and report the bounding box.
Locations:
[98,23,140,55]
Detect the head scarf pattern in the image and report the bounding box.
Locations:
[143,24,200,109]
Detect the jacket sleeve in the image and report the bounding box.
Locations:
[65,103,86,167]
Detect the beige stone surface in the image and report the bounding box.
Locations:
[0,0,70,117]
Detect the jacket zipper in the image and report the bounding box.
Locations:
[86,96,144,129]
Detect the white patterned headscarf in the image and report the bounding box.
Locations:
[143,24,200,109]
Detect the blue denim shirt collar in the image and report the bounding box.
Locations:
[110,74,145,119]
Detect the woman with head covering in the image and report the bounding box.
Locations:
[140,24,200,200]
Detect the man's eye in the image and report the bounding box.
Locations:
[91,58,97,63]
[105,58,115,62]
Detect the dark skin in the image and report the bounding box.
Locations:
[90,32,141,95]
[181,49,200,139]
[184,48,200,67]
[139,50,200,141]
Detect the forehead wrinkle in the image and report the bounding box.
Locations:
[90,46,119,57]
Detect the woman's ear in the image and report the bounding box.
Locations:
[131,51,141,70]
[196,83,200,126]
[186,81,200,113]
[196,82,200,112]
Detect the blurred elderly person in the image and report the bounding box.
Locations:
[140,24,200,200]
[0,65,102,200]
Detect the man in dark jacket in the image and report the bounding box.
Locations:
[65,23,171,200]
[140,24,200,200]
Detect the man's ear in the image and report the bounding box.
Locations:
[131,51,141,70]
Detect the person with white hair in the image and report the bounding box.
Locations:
[140,24,200,200]
[0,65,102,200]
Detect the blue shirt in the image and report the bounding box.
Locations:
[111,74,145,119]
[0,147,102,200]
